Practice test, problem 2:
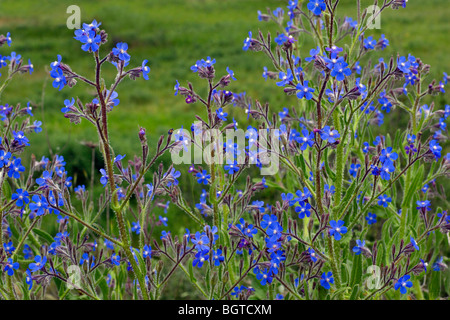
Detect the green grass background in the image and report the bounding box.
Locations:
[0,0,449,299]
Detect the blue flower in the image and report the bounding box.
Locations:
[202,56,216,67]
[254,267,273,286]
[276,69,293,86]
[82,20,102,31]
[242,31,252,51]
[196,170,210,185]
[25,270,33,290]
[274,33,288,46]
[331,60,352,81]
[363,36,377,50]
[320,271,334,289]
[320,126,340,143]
[377,194,391,207]
[99,169,108,187]
[13,130,30,146]
[307,0,326,15]
[380,147,398,165]
[305,46,321,62]
[380,162,395,181]
[166,168,181,187]
[416,200,431,212]
[296,129,315,151]
[131,222,141,234]
[344,17,358,29]
[269,250,286,274]
[349,163,361,178]
[23,244,32,260]
[397,56,411,74]
[0,55,8,68]
[29,195,49,217]
[216,108,228,121]
[4,241,15,255]
[378,92,393,113]
[192,250,209,268]
[4,258,19,276]
[141,59,150,80]
[261,214,278,229]
[29,255,47,272]
[224,160,239,175]
[366,212,377,225]
[191,232,210,252]
[50,67,67,91]
[294,187,312,203]
[325,184,335,195]
[410,237,419,251]
[104,239,115,250]
[243,224,258,238]
[352,240,366,255]
[174,80,180,96]
[0,150,11,168]
[394,275,412,294]
[307,248,318,262]
[295,201,311,219]
[429,140,442,159]
[212,249,225,266]
[296,81,315,100]
[377,34,389,50]
[432,257,446,271]
[12,189,30,207]
[266,221,283,242]
[7,158,25,179]
[33,121,43,133]
[5,32,12,46]
[112,42,131,62]
[79,30,101,52]
[111,253,121,266]
[79,253,95,268]
[329,220,347,240]
[159,216,168,227]
[143,245,152,259]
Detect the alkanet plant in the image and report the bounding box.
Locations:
[0,0,449,300]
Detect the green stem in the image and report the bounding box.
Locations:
[6,275,15,300]
[327,237,342,299]
[332,111,344,216]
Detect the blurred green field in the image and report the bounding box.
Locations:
[1,0,449,300]
[1,0,449,168]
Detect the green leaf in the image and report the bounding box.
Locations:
[323,149,336,182]
[445,269,450,297]
[2,180,12,202]
[335,179,357,215]
[381,217,394,246]
[189,261,195,283]
[376,241,386,266]
[393,129,402,151]
[331,286,350,300]
[350,253,363,287]
[98,277,108,299]
[349,284,360,300]
[429,270,441,300]
[21,278,31,300]
[32,228,54,244]
[261,180,287,193]
[402,164,424,207]
[296,154,307,175]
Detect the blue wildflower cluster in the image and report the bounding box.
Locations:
[1,0,449,302]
